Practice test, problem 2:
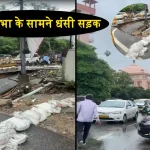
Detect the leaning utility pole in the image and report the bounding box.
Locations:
[144,4,149,28]
[18,0,29,85]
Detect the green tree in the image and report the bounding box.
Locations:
[121,3,145,12]
[77,40,113,102]
[112,71,133,88]
[0,5,8,11]
[38,38,70,55]
[0,37,19,54]
[30,2,57,10]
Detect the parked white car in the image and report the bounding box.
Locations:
[115,12,128,20]
[97,99,138,123]
[15,53,40,65]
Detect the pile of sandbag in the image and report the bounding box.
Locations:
[12,97,74,127]
[0,97,75,149]
[126,36,150,59]
[0,121,28,150]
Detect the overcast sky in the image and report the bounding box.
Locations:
[78,0,150,71]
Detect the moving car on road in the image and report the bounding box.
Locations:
[138,116,150,138]
[97,99,138,123]
[115,12,129,20]
[135,99,150,112]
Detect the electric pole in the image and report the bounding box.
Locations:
[144,4,149,28]
[20,0,26,74]
[18,0,29,85]
[70,36,72,48]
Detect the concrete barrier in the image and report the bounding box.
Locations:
[112,18,147,27]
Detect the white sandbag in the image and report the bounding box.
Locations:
[60,100,73,108]
[36,103,53,113]
[68,98,75,104]
[34,105,51,117]
[31,107,48,122]
[142,36,150,43]
[10,133,28,145]
[139,47,148,56]
[0,133,10,146]
[48,100,62,107]
[52,107,61,114]
[141,40,149,46]
[0,122,16,146]
[129,41,144,52]
[22,110,41,125]
[6,117,31,131]
[126,52,138,59]
[0,145,6,149]
[4,141,18,150]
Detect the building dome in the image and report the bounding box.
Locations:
[122,63,149,74]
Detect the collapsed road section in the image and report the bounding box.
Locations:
[111,5,150,60]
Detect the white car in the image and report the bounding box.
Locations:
[135,99,150,110]
[15,53,40,65]
[97,99,138,123]
[115,12,128,20]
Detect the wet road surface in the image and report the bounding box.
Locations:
[78,114,150,150]
[0,113,74,150]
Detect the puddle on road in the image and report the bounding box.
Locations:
[77,139,104,150]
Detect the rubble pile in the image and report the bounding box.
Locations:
[0,97,75,150]
[0,58,16,65]
[30,69,62,80]
[41,81,75,94]
[126,36,150,59]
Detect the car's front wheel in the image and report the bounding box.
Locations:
[122,114,127,123]
[133,112,138,121]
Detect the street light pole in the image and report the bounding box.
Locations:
[20,0,26,74]
[18,0,29,85]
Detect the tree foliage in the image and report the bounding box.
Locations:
[0,1,57,11]
[30,2,57,10]
[77,40,150,102]
[121,4,145,12]
[0,37,19,54]
[39,38,70,55]
[77,40,114,102]
[0,37,69,55]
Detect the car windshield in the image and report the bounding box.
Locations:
[136,100,146,103]
[99,101,125,108]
